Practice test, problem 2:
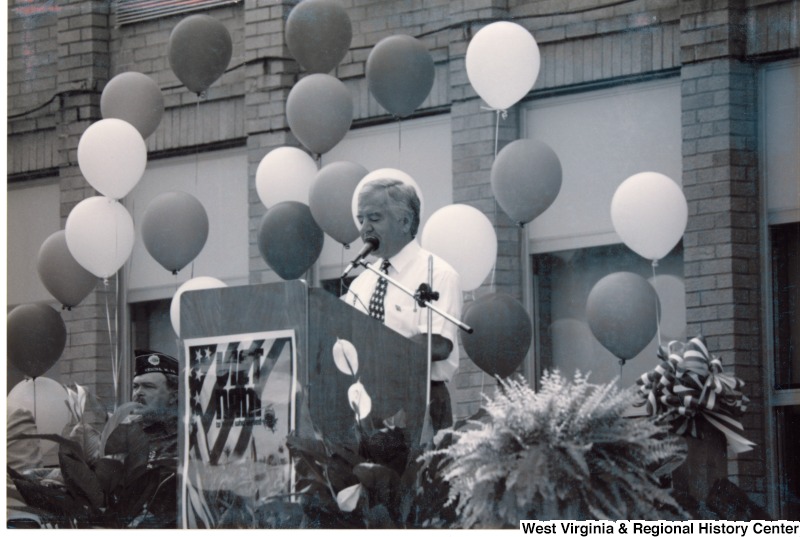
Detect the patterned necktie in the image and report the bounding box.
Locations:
[368,259,391,321]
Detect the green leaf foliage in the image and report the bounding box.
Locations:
[8,413,177,528]
[424,371,688,528]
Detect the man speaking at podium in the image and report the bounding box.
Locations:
[342,178,462,431]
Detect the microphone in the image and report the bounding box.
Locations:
[341,237,379,279]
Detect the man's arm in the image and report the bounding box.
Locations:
[410,333,453,362]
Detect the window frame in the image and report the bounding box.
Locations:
[114,0,241,26]
[759,59,800,518]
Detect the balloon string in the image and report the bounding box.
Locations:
[651,259,662,348]
[104,279,119,409]
[481,106,508,158]
[486,108,506,294]
[339,244,347,296]
[115,275,121,406]
[494,109,501,158]
[194,97,201,191]
[32,378,38,428]
[397,116,403,159]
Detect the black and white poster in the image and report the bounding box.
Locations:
[180,330,297,528]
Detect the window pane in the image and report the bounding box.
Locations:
[771,222,800,389]
[131,299,177,361]
[533,244,685,389]
[776,405,800,518]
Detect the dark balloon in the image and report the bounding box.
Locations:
[7,303,67,378]
[366,34,435,118]
[286,74,353,155]
[168,14,232,94]
[141,191,209,274]
[491,139,562,225]
[37,230,97,309]
[100,72,164,139]
[461,293,532,378]
[309,161,367,245]
[286,0,352,74]
[258,201,325,280]
[585,272,659,362]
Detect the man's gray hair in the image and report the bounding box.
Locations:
[359,177,421,237]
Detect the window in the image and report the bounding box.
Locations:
[115,0,241,26]
[770,222,800,519]
[532,243,685,390]
[761,59,799,518]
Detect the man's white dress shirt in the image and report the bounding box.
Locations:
[343,240,462,382]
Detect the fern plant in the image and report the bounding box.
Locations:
[425,371,687,528]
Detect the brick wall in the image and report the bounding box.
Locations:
[679,0,766,504]
[6,1,59,178]
[243,0,297,285]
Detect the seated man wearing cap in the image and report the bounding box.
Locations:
[130,349,180,461]
[98,349,180,528]
[103,349,180,462]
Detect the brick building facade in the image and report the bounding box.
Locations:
[7,0,799,517]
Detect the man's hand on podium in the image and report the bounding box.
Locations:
[410,333,453,362]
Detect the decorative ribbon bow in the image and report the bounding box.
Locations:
[635,335,755,454]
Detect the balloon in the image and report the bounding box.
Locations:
[8,377,72,463]
[168,14,232,94]
[37,230,97,309]
[366,34,434,118]
[7,303,67,378]
[286,0,352,74]
[65,196,135,279]
[77,118,147,200]
[309,161,366,245]
[255,146,318,208]
[420,204,497,291]
[351,168,425,230]
[257,201,324,280]
[585,272,659,362]
[286,74,353,155]
[141,191,209,274]
[170,276,227,336]
[611,172,688,261]
[466,21,540,110]
[100,72,164,139]
[491,139,562,225]
[461,293,532,378]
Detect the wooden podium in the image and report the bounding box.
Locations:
[178,280,429,449]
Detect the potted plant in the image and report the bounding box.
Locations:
[424,371,688,527]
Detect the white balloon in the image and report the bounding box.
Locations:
[255,146,318,208]
[466,21,540,110]
[8,377,72,465]
[65,196,135,279]
[350,168,425,231]
[170,276,227,336]
[421,204,497,291]
[610,172,688,261]
[7,377,71,436]
[77,118,147,200]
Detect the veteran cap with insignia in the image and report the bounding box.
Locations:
[134,349,179,377]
